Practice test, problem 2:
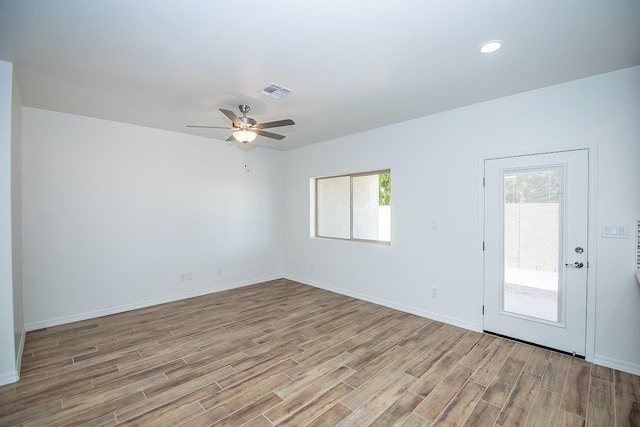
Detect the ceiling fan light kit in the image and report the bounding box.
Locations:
[186,104,295,144]
[233,129,258,143]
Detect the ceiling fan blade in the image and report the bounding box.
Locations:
[185,125,231,129]
[220,108,242,127]
[256,129,286,140]
[225,135,236,142]
[254,119,295,130]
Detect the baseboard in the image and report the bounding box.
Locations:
[25,275,282,331]
[285,275,480,332]
[592,354,640,376]
[0,370,19,387]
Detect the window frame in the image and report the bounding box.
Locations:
[314,169,391,245]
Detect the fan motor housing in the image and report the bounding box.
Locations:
[239,116,257,126]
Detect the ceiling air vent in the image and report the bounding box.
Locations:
[260,83,293,100]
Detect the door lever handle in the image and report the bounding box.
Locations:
[565,261,584,268]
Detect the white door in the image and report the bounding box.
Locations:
[484,150,589,356]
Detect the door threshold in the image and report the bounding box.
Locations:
[484,330,585,359]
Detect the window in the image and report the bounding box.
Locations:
[315,170,391,244]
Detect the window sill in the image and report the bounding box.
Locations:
[313,236,391,246]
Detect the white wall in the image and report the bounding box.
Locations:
[11,67,24,370]
[283,66,640,374]
[0,60,21,386]
[22,108,284,328]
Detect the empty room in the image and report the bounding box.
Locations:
[1,1,639,425]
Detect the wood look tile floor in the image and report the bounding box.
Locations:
[1,279,639,426]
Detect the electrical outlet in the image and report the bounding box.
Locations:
[217,268,222,276]
[180,272,192,281]
[310,263,314,272]
[431,287,438,298]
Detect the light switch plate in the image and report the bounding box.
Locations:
[601,224,627,238]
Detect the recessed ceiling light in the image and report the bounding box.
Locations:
[479,40,502,54]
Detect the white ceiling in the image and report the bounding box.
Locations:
[1,1,639,151]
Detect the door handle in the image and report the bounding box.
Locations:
[565,261,584,268]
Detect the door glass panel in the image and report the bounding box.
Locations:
[503,168,562,322]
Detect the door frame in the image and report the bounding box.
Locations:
[477,142,598,362]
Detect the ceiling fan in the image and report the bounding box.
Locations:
[186,105,295,143]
